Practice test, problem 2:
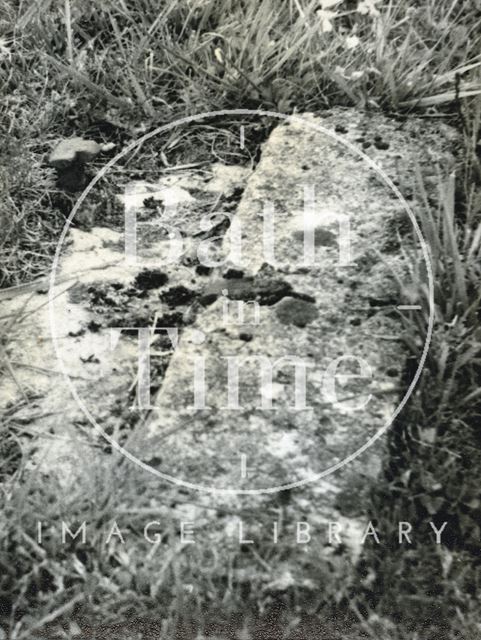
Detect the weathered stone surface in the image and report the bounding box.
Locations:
[127,110,456,571]
[133,111,455,492]
[0,164,250,485]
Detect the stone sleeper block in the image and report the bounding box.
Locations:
[133,110,456,505]
[0,110,456,580]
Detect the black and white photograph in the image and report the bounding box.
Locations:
[1,1,481,638]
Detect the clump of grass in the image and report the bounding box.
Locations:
[0,143,62,287]
[2,0,481,285]
[355,94,481,636]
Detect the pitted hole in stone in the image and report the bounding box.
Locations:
[274,297,319,328]
[134,269,169,290]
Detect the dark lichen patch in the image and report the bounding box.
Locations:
[374,135,390,150]
[292,227,337,247]
[274,297,319,328]
[78,279,187,332]
[223,267,245,279]
[86,320,102,333]
[137,194,157,210]
[195,264,212,276]
[156,311,185,327]
[134,269,169,290]
[160,286,196,307]
[252,276,295,305]
[314,228,338,247]
[85,282,145,306]
[200,274,315,307]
